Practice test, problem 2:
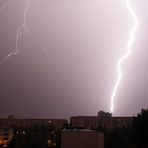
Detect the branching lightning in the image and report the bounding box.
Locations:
[110,0,138,113]
[0,0,14,11]
[1,0,139,112]
[0,0,46,64]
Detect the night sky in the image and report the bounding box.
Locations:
[0,0,148,118]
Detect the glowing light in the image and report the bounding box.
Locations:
[22,131,26,135]
[47,139,54,147]
[0,139,2,144]
[110,0,138,113]
[0,0,46,64]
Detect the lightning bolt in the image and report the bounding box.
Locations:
[0,0,46,64]
[110,0,138,113]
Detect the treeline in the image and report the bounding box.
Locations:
[105,109,148,148]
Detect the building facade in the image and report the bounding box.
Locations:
[70,111,133,131]
[0,117,68,130]
[70,116,97,129]
[97,111,112,131]
[61,129,104,148]
[112,117,133,129]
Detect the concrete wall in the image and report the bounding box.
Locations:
[97,132,104,148]
[61,130,104,148]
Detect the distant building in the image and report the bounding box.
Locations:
[0,117,68,130]
[70,116,97,129]
[98,111,133,130]
[97,111,113,131]
[112,117,133,129]
[70,111,133,131]
[61,129,104,148]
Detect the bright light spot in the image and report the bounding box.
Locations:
[3,144,8,147]
[48,140,51,143]
[23,131,26,135]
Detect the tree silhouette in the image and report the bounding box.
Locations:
[132,109,148,148]
[105,109,148,148]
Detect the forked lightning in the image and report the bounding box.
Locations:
[0,0,139,113]
[0,0,46,64]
